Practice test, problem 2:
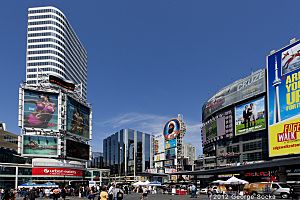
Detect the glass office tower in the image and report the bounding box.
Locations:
[103,129,152,178]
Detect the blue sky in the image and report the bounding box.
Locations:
[2,0,300,155]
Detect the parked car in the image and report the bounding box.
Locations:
[244,182,290,198]
[200,188,208,194]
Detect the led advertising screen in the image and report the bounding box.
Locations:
[66,139,90,160]
[66,97,90,139]
[165,148,176,160]
[163,119,180,140]
[165,139,176,149]
[153,135,164,154]
[203,69,265,120]
[204,120,217,141]
[268,40,300,157]
[22,135,58,157]
[235,97,266,136]
[23,89,59,130]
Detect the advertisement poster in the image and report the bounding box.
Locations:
[22,135,58,157]
[66,139,90,160]
[203,69,265,120]
[235,97,265,136]
[163,119,180,140]
[204,120,217,141]
[66,97,90,138]
[153,135,164,154]
[23,90,58,130]
[32,167,82,177]
[165,148,176,160]
[268,40,300,157]
[165,139,176,149]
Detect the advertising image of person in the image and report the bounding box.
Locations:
[249,103,257,127]
[71,108,84,134]
[24,94,56,128]
[166,123,177,140]
[242,105,250,129]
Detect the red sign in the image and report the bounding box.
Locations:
[245,171,270,177]
[32,167,83,177]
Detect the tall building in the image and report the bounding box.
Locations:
[182,142,196,165]
[103,129,152,181]
[16,6,92,187]
[26,6,88,99]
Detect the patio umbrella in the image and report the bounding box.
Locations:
[17,182,38,188]
[212,180,227,184]
[132,181,145,187]
[224,176,248,185]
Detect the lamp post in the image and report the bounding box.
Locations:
[119,146,122,182]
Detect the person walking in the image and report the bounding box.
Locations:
[207,186,213,200]
[28,188,36,200]
[60,188,66,200]
[52,188,60,200]
[99,187,108,200]
[112,185,123,200]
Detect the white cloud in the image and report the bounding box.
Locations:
[93,112,203,155]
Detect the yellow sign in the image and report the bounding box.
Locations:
[269,117,300,157]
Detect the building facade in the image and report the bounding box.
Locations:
[103,129,152,180]
[182,142,196,166]
[26,6,88,99]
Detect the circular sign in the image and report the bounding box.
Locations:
[163,119,181,140]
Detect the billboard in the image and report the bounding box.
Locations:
[235,97,266,136]
[165,148,176,160]
[203,69,265,120]
[32,167,83,177]
[23,89,59,130]
[49,75,75,91]
[154,153,165,162]
[66,139,90,160]
[165,139,176,149]
[163,119,181,140]
[268,40,300,157]
[202,110,233,144]
[22,135,58,157]
[66,96,90,139]
[153,135,164,154]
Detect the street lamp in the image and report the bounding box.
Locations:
[119,146,122,182]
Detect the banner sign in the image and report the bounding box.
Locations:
[267,40,300,157]
[23,89,59,130]
[49,75,75,91]
[235,97,266,136]
[203,69,265,120]
[32,167,83,177]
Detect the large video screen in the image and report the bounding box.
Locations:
[66,97,90,138]
[23,89,58,130]
[153,136,164,154]
[165,139,176,149]
[165,148,176,160]
[22,135,58,157]
[235,97,265,136]
[66,139,90,160]
[268,40,300,157]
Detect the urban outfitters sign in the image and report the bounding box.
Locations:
[32,167,83,177]
[267,40,300,157]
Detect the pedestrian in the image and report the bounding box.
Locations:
[60,188,66,200]
[52,188,60,200]
[28,188,36,200]
[141,187,148,200]
[112,185,123,200]
[207,186,213,200]
[99,187,108,200]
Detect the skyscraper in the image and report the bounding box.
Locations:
[26,6,88,99]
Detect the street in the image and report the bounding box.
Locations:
[14,193,284,200]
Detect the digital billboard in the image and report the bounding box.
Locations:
[268,40,300,157]
[165,139,176,149]
[165,148,176,160]
[204,120,217,141]
[154,153,165,162]
[203,69,265,120]
[66,96,90,139]
[66,139,90,160]
[163,119,180,140]
[153,135,164,154]
[235,97,265,136]
[22,135,58,157]
[23,89,59,130]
